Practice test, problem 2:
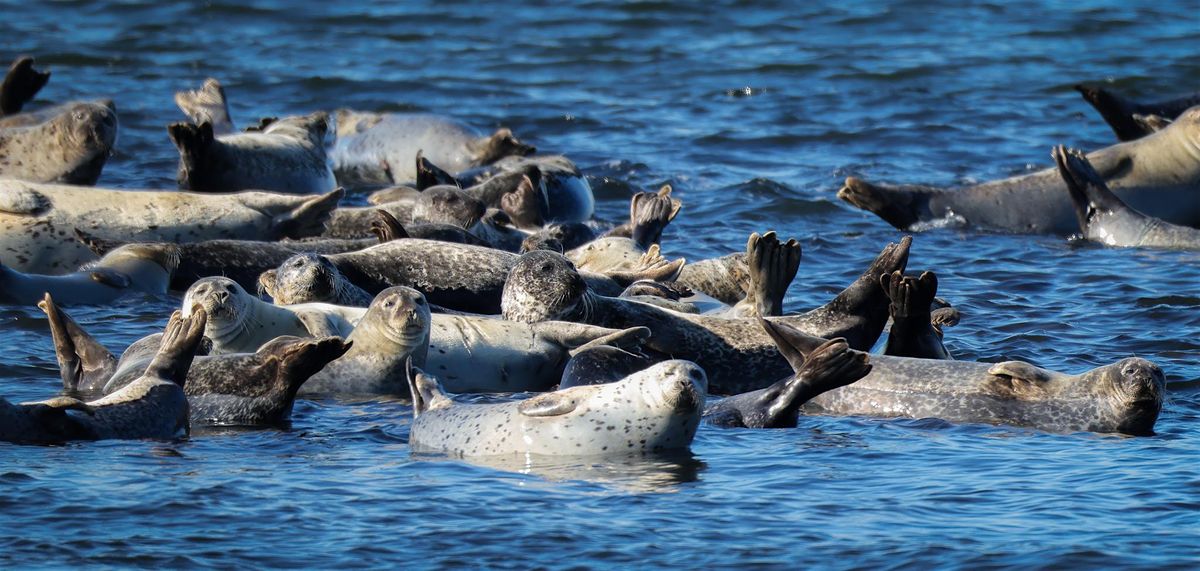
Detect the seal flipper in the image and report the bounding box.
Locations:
[72,228,125,257]
[499,174,546,229]
[174,78,234,135]
[601,244,686,287]
[0,185,49,215]
[620,279,692,301]
[1074,84,1147,142]
[517,391,579,417]
[88,268,132,289]
[415,151,459,190]
[837,177,933,230]
[369,209,409,243]
[1052,144,1143,236]
[258,269,280,300]
[38,293,118,393]
[804,236,911,331]
[143,308,208,386]
[608,184,683,249]
[740,231,801,317]
[758,317,827,371]
[881,270,952,360]
[406,359,451,415]
[168,121,216,190]
[271,187,345,239]
[471,128,536,166]
[984,361,1055,400]
[1132,113,1171,134]
[565,326,651,356]
[0,56,50,116]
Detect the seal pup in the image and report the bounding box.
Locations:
[330,110,533,186]
[1075,83,1200,141]
[838,107,1200,234]
[0,99,118,185]
[762,319,1165,436]
[168,112,336,194]
[501,237,910,395]
[182,277,359,354]
[1,56,50,116]
[2,308,207,443]
[0,243,178,305]
[704,337,871,428]
[881,270,952,360]
[300,286,430,396]
[407,358,706,456]
[1054,145,1200,250]
[0,182,343,274]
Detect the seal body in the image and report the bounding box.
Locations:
[457,155,594,223]
[408,359,707,456]
[0,100,118,185]
[0,180,343,274]
[0,243,178,305]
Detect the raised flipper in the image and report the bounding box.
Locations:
[758,317,826,370]
[369,209,409,243]
[739,231,801,317]
[406,359,451,414]
[499,174,546,229]
[174,78,234,135]
[0,56,50,115]
[1052,144,1140,236]
[1074,84,1146,142]
[837,177,934,230]
[38,293,118,393]
[705,337,871,428]
[143,308,208,386]
[416,151,459,190]
[984,361,1056,400]
[601,244,686,286]
[608,184,683,249]
[471,128,536,165]
[930,305,961,337]
[0,185,49,216]
[807,235,912,328]
[566,326,651,356]
[1132,113,1171,134]
[245,117,277,133]
[271,187,345,239]
[881,270,952,360]
[167,121,215,189]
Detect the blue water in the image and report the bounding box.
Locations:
[2,0,1200,567]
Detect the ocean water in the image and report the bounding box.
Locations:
[2,0,1199,567]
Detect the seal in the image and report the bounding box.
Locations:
[565,187,684,274]
[704,336,872,428]
[407,358,707,456]
[182,277,359,354]
[260,252,374,306]
[762,318,1165,435]
[299,286,431,396]
[168,112,337,194]
[1,56,50,116]
[39,293,351,426]
[0,242,179,306]
[1053,144,1200,250]
[0,308,207,443]
[500,237,911,395]
[0,99,118,185]
[0,181,343,274]
[838,107,1200,234]
[330,110,534,186]
[1075,83,1200,141]
[456,155,594,223]
[322,185,488,240]
[880,270,952,360]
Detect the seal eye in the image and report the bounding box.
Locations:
[539,262,553,272]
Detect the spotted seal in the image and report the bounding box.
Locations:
[0,181,343,274]
[0,98,117,185]
[1075,83,1200,141]
[500,237,911,394]
[407,358,706,456]
[182,277,359,354]
[0,243,179,305]
[763,319,1165,436]
[168,112,336,194]
[838,107,1200,234]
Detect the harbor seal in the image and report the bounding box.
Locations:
[330,110,534,186]
[763,319,1165,436]
[0,99,118,185]
[1,56,50,116]
[838,106,1200,234]
[1054,144,1200,250]
[457,155,594,223]
[407,358,706,456]
[300,286,430,396]
[168,112,337,194]
[0,181,343,274]
[0,243,179,305]
[500,237,911,395]
[1075,83,1200,141]
[260,252,374,306]
[182,277,359,354]
[0,308,206,443]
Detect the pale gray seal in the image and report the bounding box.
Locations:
[0,99,117,185]
[838,107,1200,234]
[168,112,336,194]
[0,243,179,305]
[0,308,206,443]
[500,237,911,395]
[0,181,343,274]
[330,110,534,186]
[763,319,1165,436]
[407,358,706,456]
[300,286,431,396]
[1,56,50,116]
[1075,83,1200,141]
[1053,144,1200,250]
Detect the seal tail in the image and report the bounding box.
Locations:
[1052,144,1135,234]
[144,308,208,387]
[167,121,215,189]
[0,56,50,116]
[837,177,934,230]
[744,231,801,317]
[72,228,127,257]
[174,78,234,135]
[272,187,345,239]
[37,293,117,393]
[1074,84,1148,141]
[415,151,459,190]
[370,209,409,243]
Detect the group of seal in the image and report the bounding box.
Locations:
[0,56,1169,451]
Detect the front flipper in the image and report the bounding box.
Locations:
[416,151,459,190]
[88,268,132,289]
[984,361,1055,399]
[0,184,49,216]
[518,391,579,417]
[566,326,651,356]
[38,293,117,393]
[369,209,409,243]
[1132,113,1171,134]
[406,359,452,415]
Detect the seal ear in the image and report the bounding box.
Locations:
[984,361,1055,400]
[518,392,579,417]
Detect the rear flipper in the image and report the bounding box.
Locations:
[73,228,127,257]
[837,177,934,230]
[37,293,118,394]
[415,151,459,190]
[600,244,686,287]
[271,187,346,239]
[705,337,871,428]
[499,174,546,229]
[167,121,216,190]
[930,304,961,338]
[1052,144,1142,237]
[144,309,208,386]
[1074,84,1146,141]
[369,209,409,243]
[1132,113,1171,134]
[734,231,801,318]
[0,56,50,115]
[605,185,683,249]
[881,270,952,360]
[174,78,234,135]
